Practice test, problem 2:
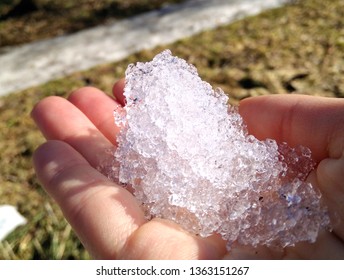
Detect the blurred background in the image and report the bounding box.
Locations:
[0,0,343,259]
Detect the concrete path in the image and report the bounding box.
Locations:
[0,0,288,96]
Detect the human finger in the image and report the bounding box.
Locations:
[33,140,146,259]
[317,156,344,240]
[239,95,344,162]
[112,78,126,106]
[68,87,120,146]
[31,95,113,168]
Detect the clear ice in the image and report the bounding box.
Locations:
[113,50,330,248]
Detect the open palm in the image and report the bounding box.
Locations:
[32,80,344,259]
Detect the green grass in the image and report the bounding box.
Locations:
[0,0,343,259]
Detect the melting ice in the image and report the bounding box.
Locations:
[112,50,330,248]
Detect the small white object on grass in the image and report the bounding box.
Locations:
[0,205,26,241]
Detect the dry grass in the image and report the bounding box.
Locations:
[0,0,343,259]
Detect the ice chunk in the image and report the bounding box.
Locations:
[112,50,330,248]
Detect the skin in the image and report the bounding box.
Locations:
[31,79,344,259]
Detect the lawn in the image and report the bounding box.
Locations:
[0,0,343,259]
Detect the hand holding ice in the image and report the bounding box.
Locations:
[113,50,330,248]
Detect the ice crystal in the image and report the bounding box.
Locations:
[112,50,330,248]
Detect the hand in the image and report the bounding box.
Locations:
[237,95,344,259]
[32,81,344,259]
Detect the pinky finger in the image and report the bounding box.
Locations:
[112,79,126,106]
